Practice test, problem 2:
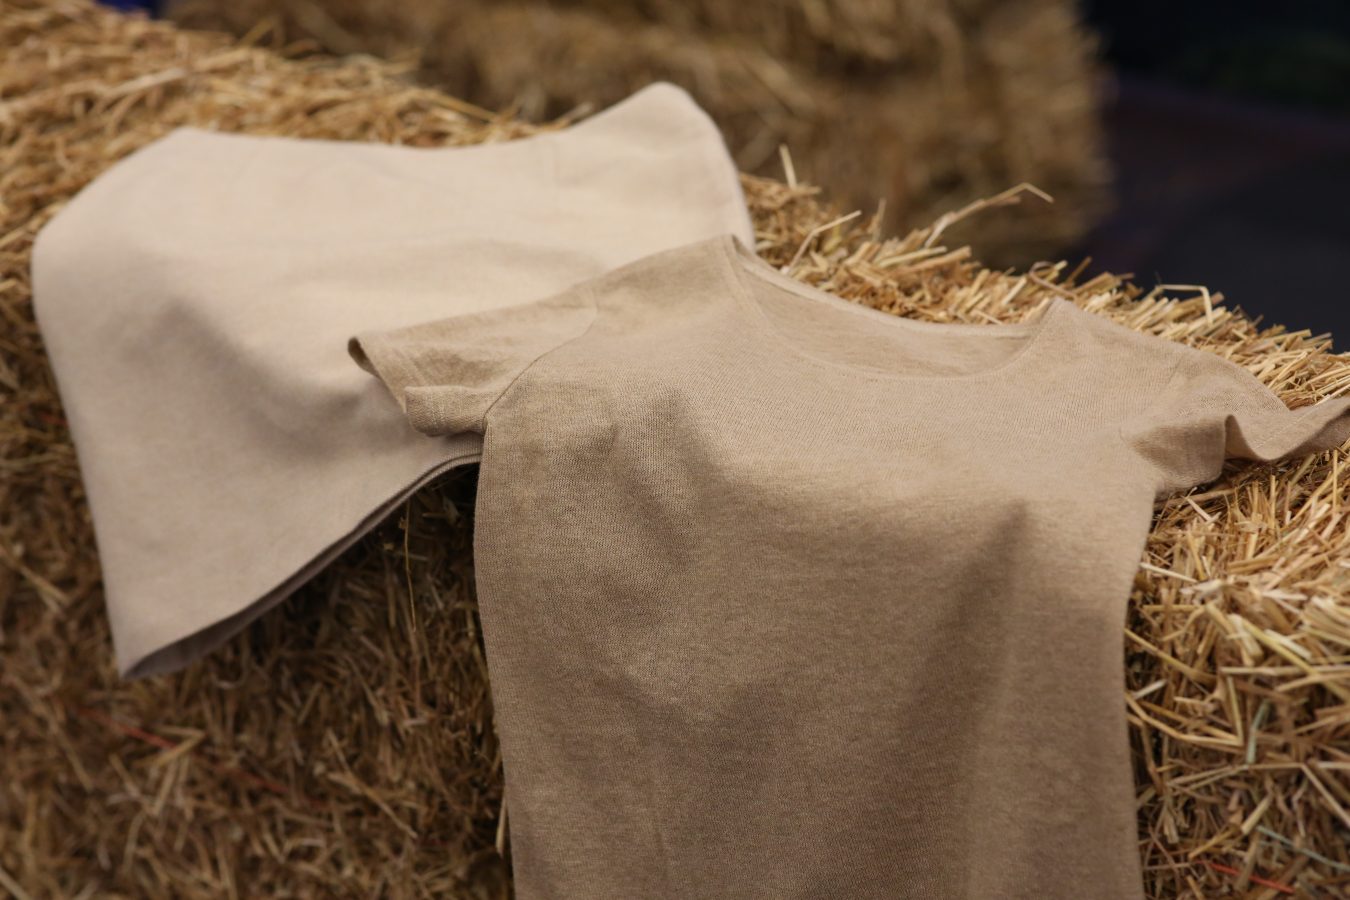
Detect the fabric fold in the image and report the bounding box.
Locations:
[32,81,753,678]
[1119,340,1350,496]
[1228,396,1350,462]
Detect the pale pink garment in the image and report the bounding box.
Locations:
[31,82,753,678]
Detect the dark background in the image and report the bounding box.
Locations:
[1079,0,1350,342]
[104,0,1350,343]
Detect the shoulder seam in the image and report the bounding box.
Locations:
[1136,343,1190,430]
[1113,339,1190,497]
[481,282,601,428]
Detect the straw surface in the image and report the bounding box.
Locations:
[3,2,1348,897]
[165,0,1110,268]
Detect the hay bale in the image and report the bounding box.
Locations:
[542,0,1002,71]
[2,3,528,897]
[165,0,1109,268]
[3,2,1349,897]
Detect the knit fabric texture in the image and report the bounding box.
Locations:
[30,82,753,678]
[352,233,1350,899]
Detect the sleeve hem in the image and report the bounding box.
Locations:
[347,331,427,412]
[1242,394,1350,461]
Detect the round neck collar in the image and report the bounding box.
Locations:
[716,233,1071,384]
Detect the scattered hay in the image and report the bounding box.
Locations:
[2,2,1348,898]
[165,0,1110,268]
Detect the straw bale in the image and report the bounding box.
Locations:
[540,0,1002,71]
[3,2,1348,897]
[165,0,1109,268]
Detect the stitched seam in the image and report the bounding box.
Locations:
[720,235,1065,386]
[1115,345,1188,497]
[1114,343,1187,450]
[1259,391,1350,444]
[392,343,434,409]
[357,335,431,413]
[481,282,600,427]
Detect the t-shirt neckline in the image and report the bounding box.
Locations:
[716,233,1070,384]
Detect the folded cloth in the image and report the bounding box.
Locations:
[31,81,753,678]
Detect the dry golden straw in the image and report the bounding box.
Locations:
[165,0,1110,268]
[2,2,1348,897]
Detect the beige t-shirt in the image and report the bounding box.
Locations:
[31,82,752,678]
[351,233,1350,899]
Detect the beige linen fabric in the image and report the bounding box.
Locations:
[30,82,752,679]
[352,233,1350,899]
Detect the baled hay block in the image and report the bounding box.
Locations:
[540,0,1003,71]
[3,2,526,897]
[166,0,1109,267]
[3,2,1349,898]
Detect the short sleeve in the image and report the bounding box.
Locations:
[348,284,597,437]
[1121,342,1350,496]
